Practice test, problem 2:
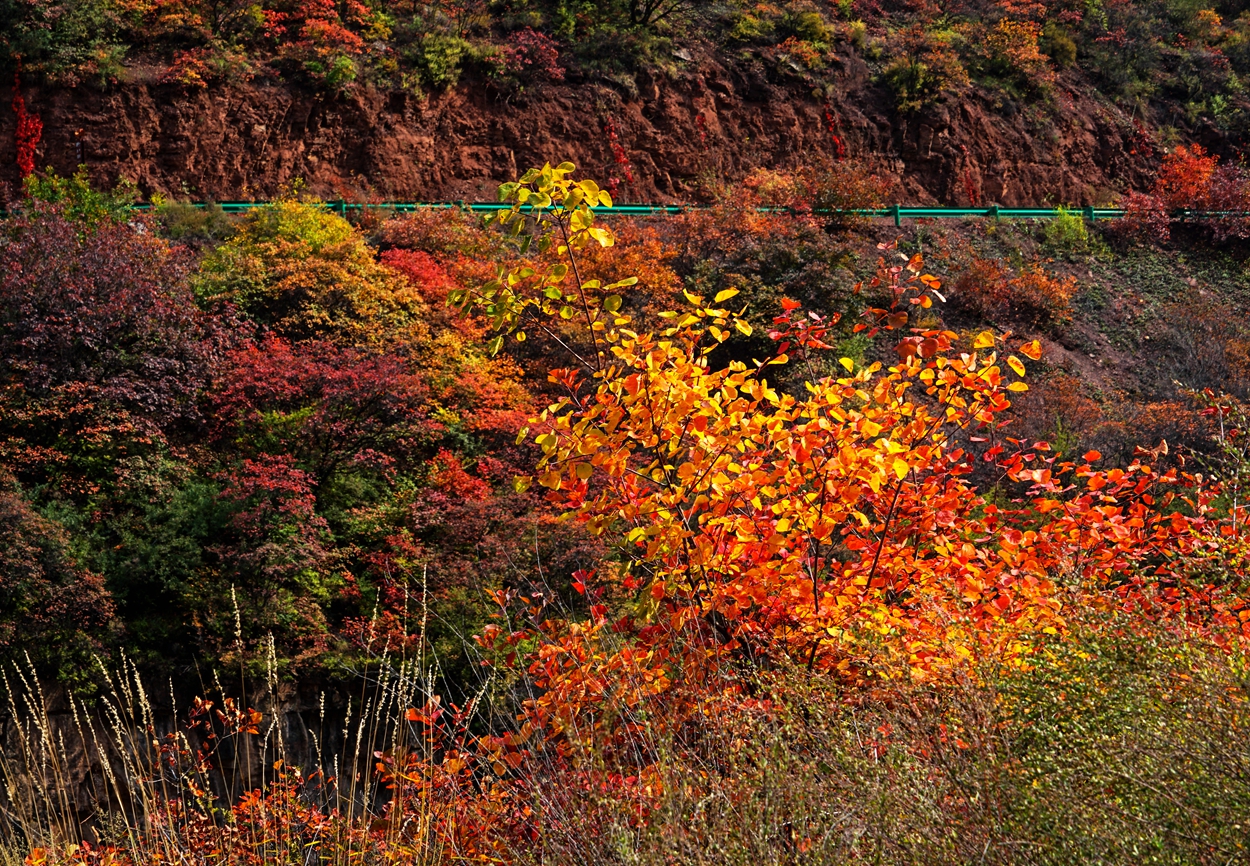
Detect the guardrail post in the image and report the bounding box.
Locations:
[890,204,901,228]
[989,205,999,220]
[1083,206,1095,222]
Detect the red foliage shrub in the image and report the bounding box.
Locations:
[12,70,42,179]
[1205,163,1250,241]
[210,335,432,486]
[0,208,227,489]
[380,248,457,305]
[602,117,634,193]
[501,28,565,81]
[0,210,221,420]
[1115,189,1172,242]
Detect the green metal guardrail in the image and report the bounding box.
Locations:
[72,200,1250,226]
[140,200,1132,227]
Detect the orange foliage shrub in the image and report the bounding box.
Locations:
[951,256,1074,328]
[975,18,1056,91]
[1117,144,1250,242]
[1156,144,1219,208]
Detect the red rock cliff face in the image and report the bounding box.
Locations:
[0,51,1157,204]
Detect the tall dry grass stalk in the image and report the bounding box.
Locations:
[0,570,483,864]
[3,582,1249,866]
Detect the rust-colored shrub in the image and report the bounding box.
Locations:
[951,257,1073,329]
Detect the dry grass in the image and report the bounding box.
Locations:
[1,610,1247,865]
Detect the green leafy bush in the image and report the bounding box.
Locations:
[1043,205,1091,253]
[23,166,138,226]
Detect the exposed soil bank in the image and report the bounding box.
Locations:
[1,52,1165,205]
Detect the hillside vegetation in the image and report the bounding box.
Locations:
[5,0,1250,121]
[0,142,1248,862]
[2,0,1249,202]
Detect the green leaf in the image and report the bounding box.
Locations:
[604,295,623,313]
[487,335,504,355]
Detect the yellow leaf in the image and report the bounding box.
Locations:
[839,357,854,373]
[714,288,740,303]
[575,462,594,480]
[892,457,909,480]
[973,331,995,349]
[587,226,614,247]
[1007,382,1029,392]
[734,319,754,336]
[538,470,562,489]
[1007,355,1026,377]
[1020,339,1042,360]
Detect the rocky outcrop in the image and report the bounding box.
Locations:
[0,50,1159,206]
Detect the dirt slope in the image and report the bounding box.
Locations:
[0,49,1160,204]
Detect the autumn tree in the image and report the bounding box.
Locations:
[452,164,1249,766]
[194,199,428,347]
[0,205,227,489]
